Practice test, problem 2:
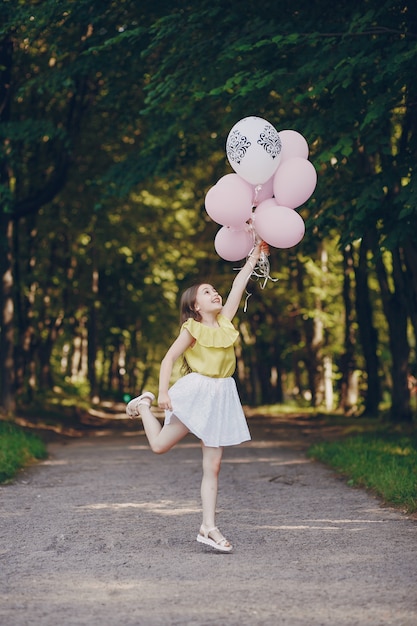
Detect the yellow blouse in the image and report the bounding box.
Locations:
[182,314,239,378]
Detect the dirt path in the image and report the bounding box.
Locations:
[1,413,416,625]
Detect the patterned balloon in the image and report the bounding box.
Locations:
[226,116,282,185]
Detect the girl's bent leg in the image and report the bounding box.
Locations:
[138,404,189,454]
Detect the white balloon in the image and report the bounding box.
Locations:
[226,116,282,185]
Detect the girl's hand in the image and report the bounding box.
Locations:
[251,240,269,260]
[260,241,269,255]
[158,391,172,411]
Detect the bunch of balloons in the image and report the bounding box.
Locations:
[205,116,317,262]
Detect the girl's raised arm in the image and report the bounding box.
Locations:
[221,241,265,320]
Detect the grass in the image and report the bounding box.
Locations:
[0,421,48,483]
[308,430,417,514]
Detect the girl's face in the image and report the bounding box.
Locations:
[194,284,222,314]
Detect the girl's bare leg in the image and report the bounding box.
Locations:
[198,443,231,550]
[138,403,189,454]
[200,444,223,529]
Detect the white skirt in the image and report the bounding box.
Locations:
[164,373,251,447]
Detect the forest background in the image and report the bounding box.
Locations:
[1,0,417,425]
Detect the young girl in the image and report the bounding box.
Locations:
[126,241,266,553]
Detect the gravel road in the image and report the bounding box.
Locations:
[0,414,416,625]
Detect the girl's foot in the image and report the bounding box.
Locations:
[197,526,233,553]
[126,391,155,417]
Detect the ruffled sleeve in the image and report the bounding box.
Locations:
[182,314,239,348]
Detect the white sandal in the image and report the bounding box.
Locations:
[197,526,233,553]
[126,391,155,417]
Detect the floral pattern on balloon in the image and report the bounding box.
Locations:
[226,130,251,165]
[257,125,282,159]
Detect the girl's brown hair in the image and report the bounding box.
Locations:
[179,283,203,375]
[179,284,203,325]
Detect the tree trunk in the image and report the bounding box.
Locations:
[354,236,381,415]
[339,245,359,415]
[255,338,274,404]
[38,336,56,390]
[0,34,15,414]
[13,214,40,401]
[0,219,15,414]
[271,343,284,404]
[303,247,325,407]
[304,315,323,407]
[323,355,334,411]
[402,239,417,350]
[87,255,100,403]
[374,245,412,422]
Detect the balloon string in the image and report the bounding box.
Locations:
[252,185,262,207]
[250,250,278,289]
[234,249,278,312]
[243,290,252,313]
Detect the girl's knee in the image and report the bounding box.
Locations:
[212,455,222,474]
[150,442,168,455]
[148,422,188,455]
[202,448,223,476]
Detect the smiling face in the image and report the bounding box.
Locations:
[179,282,224,324]
[194,284,223,315]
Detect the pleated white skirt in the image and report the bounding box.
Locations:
[164,372,251,447]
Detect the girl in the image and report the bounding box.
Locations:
[126,241,266,553]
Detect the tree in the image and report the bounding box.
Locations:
[0,0,169,409]
[0,0,94,410]
[2,0,416,421]
[0,29,14,413]
[125,0,417,420]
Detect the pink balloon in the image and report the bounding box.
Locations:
[254,205,305,249]
[251,176,274,206]
[205,174,253,227]
[279,130,309,162]
[214,226,254,261]
[273,157,317,209]
[254,198,280,216]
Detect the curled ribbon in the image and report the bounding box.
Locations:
[235,242,278,312]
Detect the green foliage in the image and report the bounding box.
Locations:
[132,0,417,249]
[308,431,417,513]
[1,0,417,417]
[0,422,47,483]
